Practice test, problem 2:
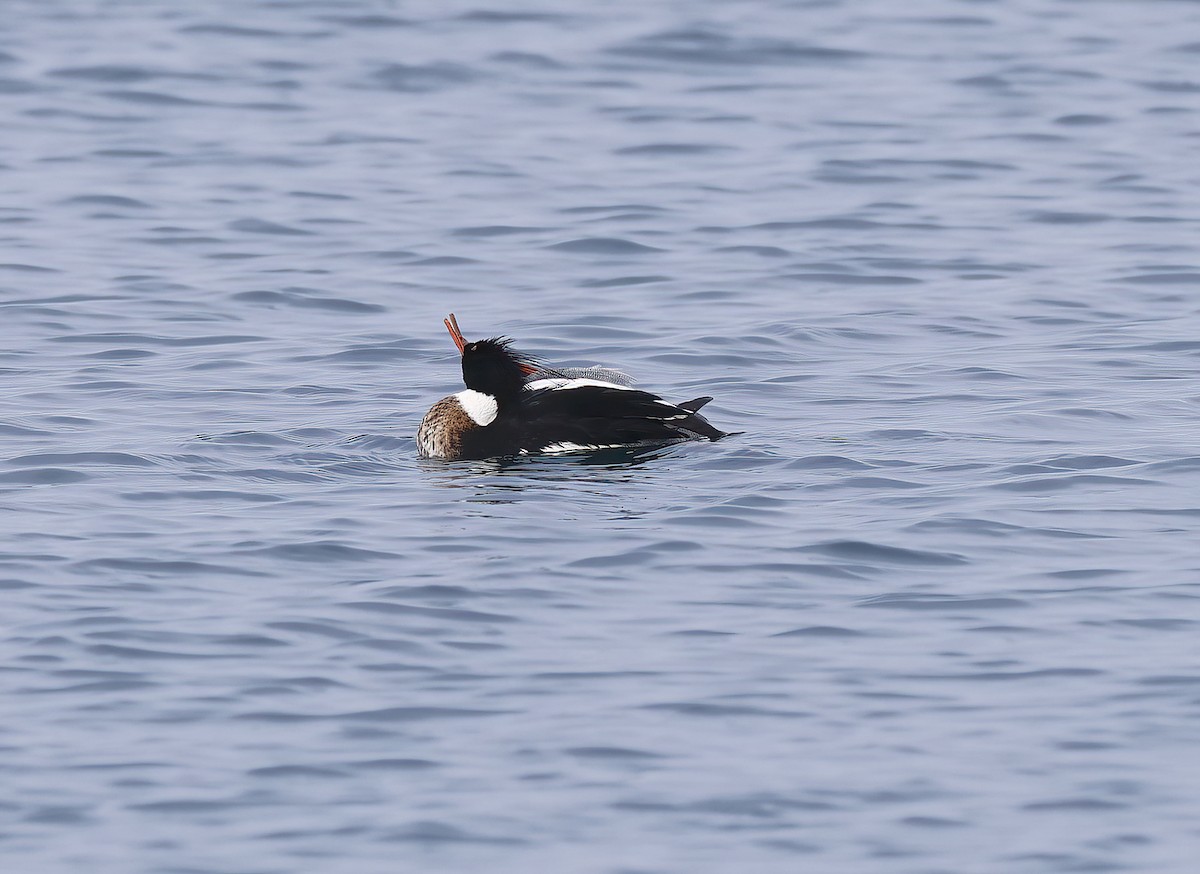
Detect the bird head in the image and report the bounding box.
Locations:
[444,313,538,401]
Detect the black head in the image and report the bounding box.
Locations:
[461,337,534,401]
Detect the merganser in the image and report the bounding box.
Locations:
[417,314,732,460]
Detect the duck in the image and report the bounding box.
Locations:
[417,314,732,460]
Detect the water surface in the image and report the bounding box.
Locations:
[3,1,1199,872]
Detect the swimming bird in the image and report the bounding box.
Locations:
[417,314,732,460]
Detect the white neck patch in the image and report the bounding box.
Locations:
[455,389,498,426]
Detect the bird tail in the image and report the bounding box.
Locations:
[674,397,735,441]
[678,396,713,413]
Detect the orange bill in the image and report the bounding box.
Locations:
[444,313,466,353]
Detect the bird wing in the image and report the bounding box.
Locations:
[519,383,724,449]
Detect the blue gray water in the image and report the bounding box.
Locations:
[3,1,1199,871]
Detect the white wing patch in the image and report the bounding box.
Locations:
[539,442,627,453]
[455,389,498,426]
[525,377,637,393]
[653,400,687,417]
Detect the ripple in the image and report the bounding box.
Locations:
[86,644,235,660]
[452,225,548,238]
[1026,211,1111,224]
[771,625,866,637]
[546,237,664,254]
[233,288,384,313]
[991,473,1154,493]
[1056,113,1112,126]
[51,332,263,347]
[0,467,89,485]
[1043,455,1140,470]
[371,62,477,93]
[802,541,968,566]
[607,27,865,66]
[248,764,346,779]
[101,90,209,107]
[340,601,516,623]
[121,489,283,503]
[6,452,156,467]
[0,262,58,273]
[643,701,810,718]
[228,218,313,236]
[1022,798,1127,812]
[319,15,413,29]
[73,558,265,577]
[62,194,152,208]
[246,542,398,562]
[859,594,1027,610]
[785,455,875,471]
[1118,272,1200,285]
[564,746,667,760]
[615,791,833,816]
[783,272,921,286]
[238,706,512,723]
[344,758,439,771]
[579,274,671,287]
[381,820,524,845]
[614,143,731,156]
[179,23,295,38]
[900,668,1103,681]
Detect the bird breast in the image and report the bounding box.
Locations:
[417,395,477,459]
